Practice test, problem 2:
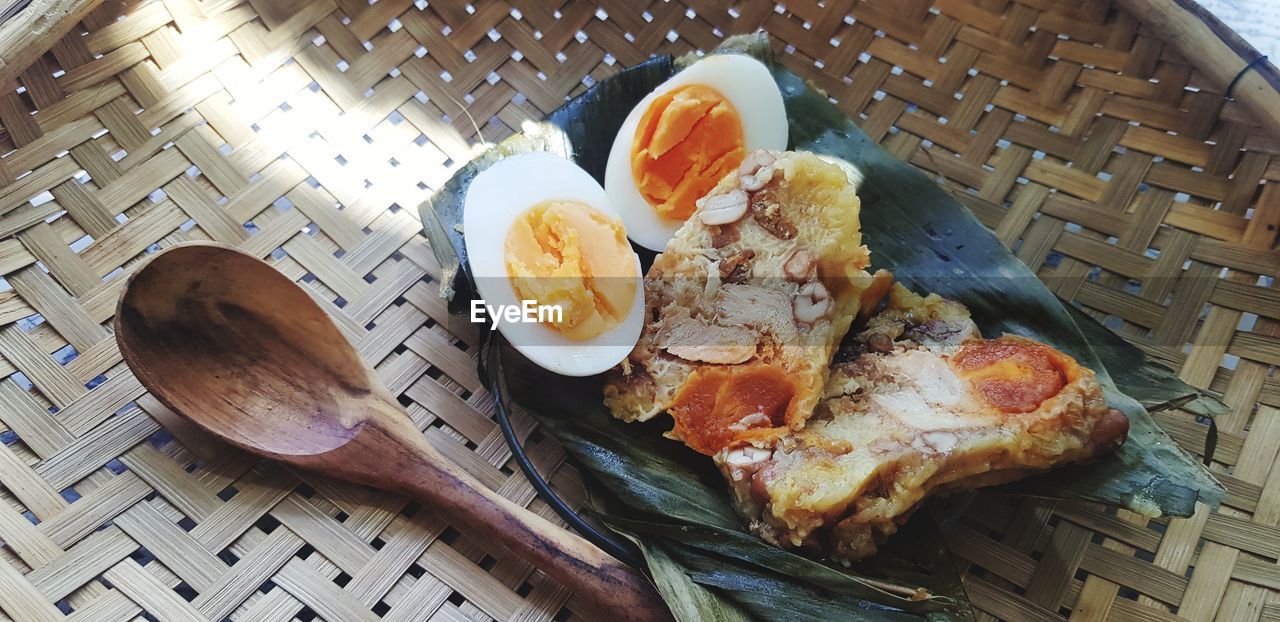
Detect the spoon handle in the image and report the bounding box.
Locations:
[362,419,672,622]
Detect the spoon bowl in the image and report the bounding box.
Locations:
[118,243,372,458]
[116,242,669,621]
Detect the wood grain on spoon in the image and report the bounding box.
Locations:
[115,242,671,622]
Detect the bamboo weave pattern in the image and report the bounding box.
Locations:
[0,1,1276,620]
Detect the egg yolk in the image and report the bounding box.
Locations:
[953,340,1067,414]
[631,85,745,221]
[504,201,636,341]
[668,363,795,455]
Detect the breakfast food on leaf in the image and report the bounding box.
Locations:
[715,285,1130,562]
[464,152,645,376]
[604,150,873,455]
[606,54,788,251]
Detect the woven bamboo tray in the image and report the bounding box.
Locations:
[0,0,1276,620]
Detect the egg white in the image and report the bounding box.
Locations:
[463,151,645,377]
[605,54,790,252]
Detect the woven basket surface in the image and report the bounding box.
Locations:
[0,0,1276,620]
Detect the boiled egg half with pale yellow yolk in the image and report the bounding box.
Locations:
[605,54,788,251]
[464,152,644,376]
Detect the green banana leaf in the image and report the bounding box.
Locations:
[420,33,1223,621]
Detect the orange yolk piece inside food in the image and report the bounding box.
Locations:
[668,363,794,455]
[631,84,746,221]
[503,200,636,341]
[953,340,1067,414]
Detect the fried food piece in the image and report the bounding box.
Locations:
[716,285,1128,561]
[604,151,873,455]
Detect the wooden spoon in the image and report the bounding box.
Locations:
[115,242,670,621]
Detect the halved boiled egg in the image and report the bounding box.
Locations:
[605,54,788,251]
[463,151,644,376]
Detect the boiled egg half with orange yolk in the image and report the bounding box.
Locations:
[605,54,788,251]
[464,152,644,376]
